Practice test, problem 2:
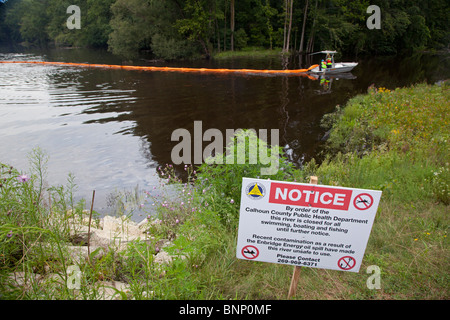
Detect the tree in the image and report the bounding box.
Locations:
[230,0,234,51]
[108,0,153,59]
[0,0,448,58]
[2,0,24,45]
[298,0,308,53]
[176,0,216,58]
[0,1,10,45]
[84,0,115,47]
[421,0,449,49]
[260,0,277,50]
[16,0,49,47]
[305,0,318,53]
[283,0,294,52]
[46,0,85,47]
[45,0,113,48]
[108,0,201,60]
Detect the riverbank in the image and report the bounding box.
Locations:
[1,82,448,300]
[177,81,448,299]
[213,47,285,59]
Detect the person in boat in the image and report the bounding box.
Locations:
[326,56,332,68]
[320,59,327,71]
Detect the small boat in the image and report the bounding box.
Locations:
[308,51,358,74]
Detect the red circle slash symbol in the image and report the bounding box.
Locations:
[353,193,374,210]
[241,245,259,260]
[338,256,356,270]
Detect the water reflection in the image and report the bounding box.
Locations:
[0,49,448,220]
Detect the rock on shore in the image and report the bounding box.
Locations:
[7,215,178,299]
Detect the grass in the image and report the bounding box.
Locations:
[0,82,448,300]
[213,46,285,60]
[300,82,449,299]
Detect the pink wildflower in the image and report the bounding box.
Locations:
[17,174,30,183]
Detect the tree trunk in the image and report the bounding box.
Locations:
[306,0,318,53]
[299,0,309,53]
[215,2,220,52]
[230,0,235,51]
[199,37,210,59]
[286,0,294,52]
[223,0,227,51]
[283,0,287,52]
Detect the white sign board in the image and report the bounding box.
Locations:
[236,178,382,272]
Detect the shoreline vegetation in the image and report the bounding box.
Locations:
[1,1,448,61]
[1,82,448,300]
[212,47,286,59]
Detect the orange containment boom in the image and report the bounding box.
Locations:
[0,60,318,77]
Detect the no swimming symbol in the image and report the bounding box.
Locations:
[353,193,374,210]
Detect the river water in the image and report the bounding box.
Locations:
[0,48,448,221]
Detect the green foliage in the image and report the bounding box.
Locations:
[2,0,50,47]
[2,0,114,48]
[320,83,450,206]
[150,33,199,60]
[197,129,295,211]
[0,148,89,298]
[108,0,201,60]
[107,0,153,59]
[1,0,448,58]
[175,0,213,57]
[323,84,450,159]
[84,0,115,47]
[295,84,449,299]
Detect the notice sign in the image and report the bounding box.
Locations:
[236,178,382,272]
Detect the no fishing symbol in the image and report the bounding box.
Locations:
[338,256,356,270]
[241,245,259,260]
[353,193,374,210]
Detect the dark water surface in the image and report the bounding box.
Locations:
[0,48,448,220]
